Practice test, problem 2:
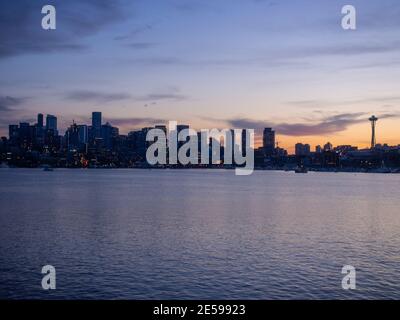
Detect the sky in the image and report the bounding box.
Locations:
[1,0,400,152]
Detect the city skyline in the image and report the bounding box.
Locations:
[3,110,395,156]
[1,0,400,153]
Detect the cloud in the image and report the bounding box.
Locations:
[64,88,188,106]
[124,55,310,69]
[113,24,154,41]
[124,42,157,50]
[379,113,400,120]
[224,112,398,137]
[295,42,400,58]
[65,89,187,104]
[134,87,188,103]
[136,93,187,102]
[287,95,400,109]
[105,117,166,128]
[0,0,127,59]
[0,95,31,133]
[65,90,131,103]
[0,96,27,112]
[172,1,219,14]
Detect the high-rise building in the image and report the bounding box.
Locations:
[323,142,333,151]
[46,115,57,132]
[37,114,44,128]
[8,125,19,143]
[78,125,88,145]
[92,112,102,138]
[65,123,80,150]
[35,114,45,146]
[295,143,311,156]
[263,128,275,156]
[101,122,118,151]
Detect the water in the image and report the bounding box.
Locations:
[1,168,400,299]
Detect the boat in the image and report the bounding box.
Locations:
[43,165,54,172]
[295,166,308,174]
[370,161,392,173]
[370,167,391,174]
[0,162,9,168]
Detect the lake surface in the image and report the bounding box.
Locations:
[1,168,400,299]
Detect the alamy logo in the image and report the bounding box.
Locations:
[341,5,356,30]
[40,5,356,32]
[146,121,255,175]
[341,265,356,290]
[41,265,56,290]
[41,5,56,30]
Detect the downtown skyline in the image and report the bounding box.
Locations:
[2,110,395,156]
[1,0,400,153]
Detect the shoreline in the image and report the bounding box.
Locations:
[1,164,400,174]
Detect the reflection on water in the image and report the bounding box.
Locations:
[1,169,400,299]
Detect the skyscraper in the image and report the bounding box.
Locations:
[37,114,44,128]
[323,142,333,151]
[101,122,118,151]
[36,113,45,146]
[92,112,102,138]
[66,123,80,150]
[78,125,88,145]
[263,128,275,156]
[46,115,57,132]
[295,143,311,156]
[9,125,19,143]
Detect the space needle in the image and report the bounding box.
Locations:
[369,115,378,149]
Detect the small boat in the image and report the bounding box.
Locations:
[295,166,308,174]
[43,165,54,172]
[370,167,391,174]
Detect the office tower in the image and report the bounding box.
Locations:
[323,142,333,151]
[35,114,45,146]
[295,143,302,156]
[18,122,34,148]
[263,128,275,156]
[37,114,44,128]
[46,115,57,131]
[295,143,311,156]
[8,125,19,144]
[92,112,102,138]
[304,144,311,155]
[78,125,88,145]
[128,129,147,159]
[66,123,80,149]
[101,122,116,151]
